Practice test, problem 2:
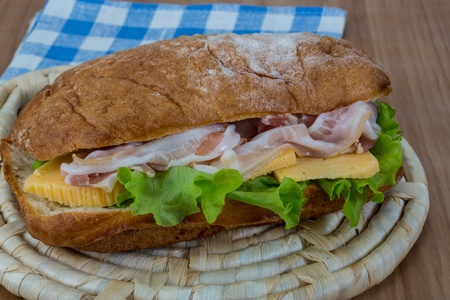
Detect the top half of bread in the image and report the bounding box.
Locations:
[10,32,392,161]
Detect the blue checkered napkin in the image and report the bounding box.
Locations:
[1,0,346,82]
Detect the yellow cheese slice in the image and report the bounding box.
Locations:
[24,155,124,208]
[245,149,297,181]
[273,151,379,182]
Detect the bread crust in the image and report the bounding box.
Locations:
[1,138,402,253]
[10,32,391,160]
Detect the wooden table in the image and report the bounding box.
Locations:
[0,0,448,299]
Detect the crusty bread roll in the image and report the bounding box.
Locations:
[1,139,402,252]
[10,32,391,161]
[1,32,397,252]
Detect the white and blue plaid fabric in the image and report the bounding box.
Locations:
[1,0,346,82]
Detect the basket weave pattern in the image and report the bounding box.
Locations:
[0,67,429,300]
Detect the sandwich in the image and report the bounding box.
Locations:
[0,32,403,252]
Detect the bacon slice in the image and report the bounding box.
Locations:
[196,132,225,156]
[166,125,241,167]
[257,113,298,133]
[343,101,380,154]
[298,114,318,128]
[61,124,241,190]
[210,101,375,178]
[83,142,143,160]
[64,172,118,192]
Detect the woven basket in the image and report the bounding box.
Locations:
[0,67,429,300]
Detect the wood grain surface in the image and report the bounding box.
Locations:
[0,0,449,299]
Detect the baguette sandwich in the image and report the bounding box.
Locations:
[1,32,403,252]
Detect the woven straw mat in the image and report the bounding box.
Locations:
[0,67,429,300]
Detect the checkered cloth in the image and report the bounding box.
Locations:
[1,0,346,82]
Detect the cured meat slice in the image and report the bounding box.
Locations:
[62,124,241,190]
[210,101,375,178]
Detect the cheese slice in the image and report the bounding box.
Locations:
[245,149,297,181]
[23,147,379,207]
[24,154,124,208]
[273,151,379,182]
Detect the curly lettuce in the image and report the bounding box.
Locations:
[227,176,307,229]
[315,101,402,226]
[117,166,307,228]
[116,167,243,226]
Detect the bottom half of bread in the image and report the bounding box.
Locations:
[1,139,402,253]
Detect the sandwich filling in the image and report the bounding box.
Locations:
[59,100,379,191]
[24,100,402,228]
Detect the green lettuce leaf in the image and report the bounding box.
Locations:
[316,101,402,227]
[116,166,242,226]
[226,176,307,229]
[376,101,402,141]
[32,160,48,170]
[196,169,243,224]
[117,166,307,229]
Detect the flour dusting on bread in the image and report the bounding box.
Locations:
[10,32,391,161]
